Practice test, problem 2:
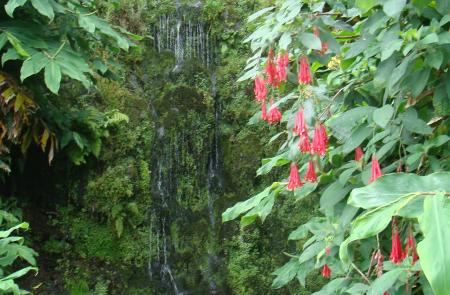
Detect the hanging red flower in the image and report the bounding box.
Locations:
[299,135,311,154]
[293,109,307,137]
[276,52,289,82]
[312,124,327,156]
[403,231,419,264]
[261,100,267,121]
[355,147,364,161]
[298,56,312,85]
[396,160,403,172]
[321,264,331,278]
[325,247,331,256]
[267,99,282,124]
[369,155,383,183]
[390,220,403,264]
[287,162,302,190]
[265,49,277,86]
[304,160,317,182]
[254,76,267,102]
[313,26,328,55]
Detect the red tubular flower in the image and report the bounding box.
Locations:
[299,135,311,154]
[298,57,312,85]
[403,231,419,264]
[312,125,327,156]
[293,109,307,137]
[304,160,317,182]
[369,155,383,183]
[390,220,403,264]
[325,247,331,256]
[287,162,302,190]
[375,250,384,277]
[313,26,328,55]
[321,264,331,278]
[276,52,289,82]
[267,99,282,124]
[265,49,277,86]
[261,101,267,121]
[254,76,267,102]
[355,147,364,161]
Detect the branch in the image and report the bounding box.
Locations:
[351,262,371,284]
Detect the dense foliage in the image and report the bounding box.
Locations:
[224,0,450,294]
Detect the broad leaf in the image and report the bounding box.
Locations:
[417,193,450,295]
[44,60,61,94]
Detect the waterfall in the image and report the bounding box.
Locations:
[152,5,215,70]
[206,72,222,294]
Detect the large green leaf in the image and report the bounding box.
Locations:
[257,152,289,175]
[342,125,372,154]
[20,52,49,81]
[373,105,394,128]
[4,0,28,17]
[44,60,61,94]
[349,173,450,209]
[30,0,54,20]
[368,269,404,295]
[383,0,406,18]
[417,193,450,295]
[299,32,322,51]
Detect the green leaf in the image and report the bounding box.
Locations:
[272,259,300,289]
[433,83,450,115]
[222,185,272,222]
[0,33,7,51]
[374,55,396,88]
[279,32,292,50]
[422,33,439,45]
[299,33,322,51]
[436,0,450,15]
[257,152,289,175]
[344,37,370,59]
[349,173,450,209]
[20,52,49,81]
[329,107,375,141]
[368,269,403,295]
[343,125,372,154]
[373,105,394,128]
[426,50,443,69]
[417,193,450,295]
[383,0,406,17]
[294,182,317,201]
[1,48,20,66]
[247,6,275,23]
[288,225,308,240]
[5,32,29,57]
[30,0,54,20]
[4,0,28,17]
[399,108,433,135]
[320,181,352,211]
[356,0,378,13]
[44,60,61,94]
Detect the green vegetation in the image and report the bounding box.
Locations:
[0,0,449,294]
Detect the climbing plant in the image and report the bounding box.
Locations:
[223,0,450,294]
[0,0,134,170]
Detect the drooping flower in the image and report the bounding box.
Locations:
[299,135,311,154]
[369,155,383,183]
[287,162,302,190]
[267,99,282,124]
[403,231,419,264]
[304,160,317,182]
[293,109,307,137]
[254,76,267,102]
[396,160,403,172]
[325,247,331,256]
[374,250,384,277]
[355,147,364,161]
[321,264,331,278]
[276,52,289,82]
[390,220,403,264]
[312,124,327,156]
[265,49,277,86]
[298,56,312,85]
[261,101,267,121]
[313,26,328,55]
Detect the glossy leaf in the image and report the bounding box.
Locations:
[417,193,450,295]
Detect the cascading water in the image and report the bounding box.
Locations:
[153,3,215,70]
[148,2,221,294]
